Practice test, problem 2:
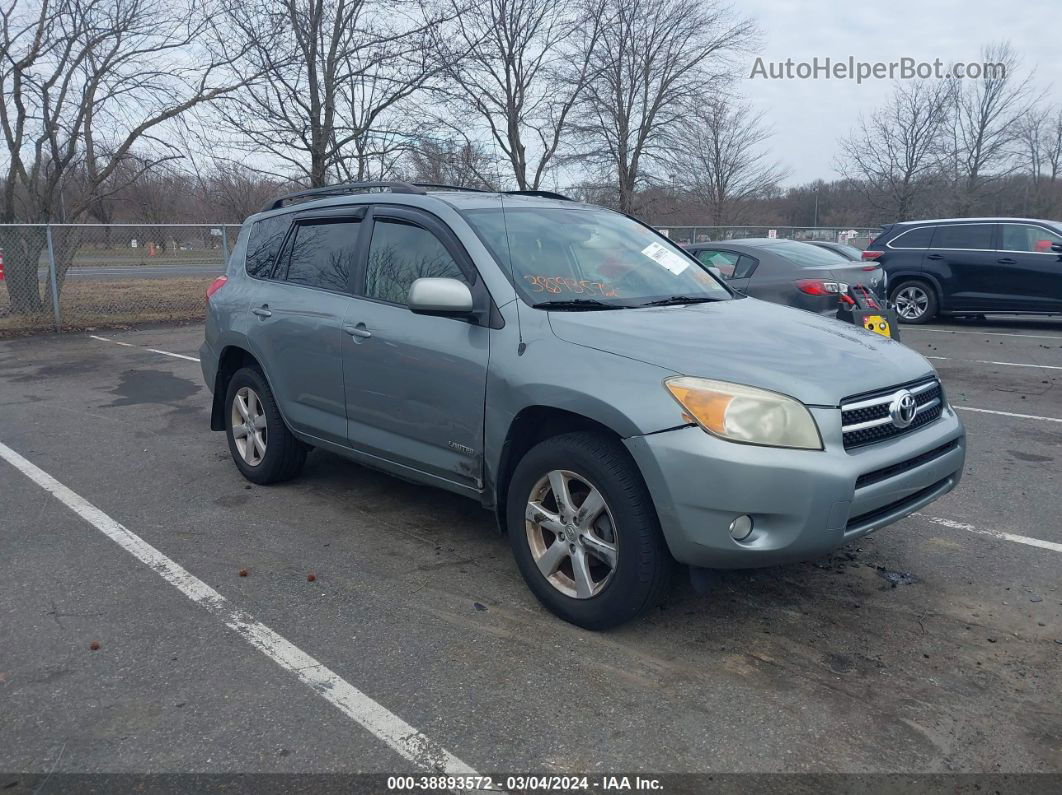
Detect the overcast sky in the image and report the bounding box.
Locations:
[737,0,1060,185]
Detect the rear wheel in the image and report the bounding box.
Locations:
[506,432,672,629]
[225,366,307,484]
[891,280,937,324]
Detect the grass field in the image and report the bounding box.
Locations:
[0,277,211,335]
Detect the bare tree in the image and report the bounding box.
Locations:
[220,0,449,188]
[405,137,500,188]
[435,0,603,190]
[673,96,787,224]
[1014,106,1062,216]
[837,80,954,221]
[572,0,755,214]
[944,41,1037,214]
[0,0,252,313]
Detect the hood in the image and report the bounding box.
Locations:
[546,297,934,406]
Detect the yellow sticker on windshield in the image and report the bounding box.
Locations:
[641,242,689,275]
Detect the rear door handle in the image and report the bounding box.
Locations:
[251,305,272,318]
[342,322,372,339]
[996,257,1016,265]
[926,254,944,260]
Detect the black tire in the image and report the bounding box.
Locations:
[890,279,938,324]
[506,432,673,630]
[224,366,307,484]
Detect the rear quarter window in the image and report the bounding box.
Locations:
[887,226,934,249]
[245,214,292,278]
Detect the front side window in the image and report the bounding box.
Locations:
[930,224,994,251]
[279,219,360,291]
[245,214,291,277]
[365,219,466,305]
[462,206,731,307]
[1000,224,1062,253]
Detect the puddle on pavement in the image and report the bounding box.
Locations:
[876,568,920,587]
[104,368,199,407]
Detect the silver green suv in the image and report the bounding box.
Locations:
[201,182,965,629]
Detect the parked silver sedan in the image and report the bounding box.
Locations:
[686,238,886,315]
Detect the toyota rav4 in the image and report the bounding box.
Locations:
[201,183,966,629]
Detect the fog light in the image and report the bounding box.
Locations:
[729,515,754,541]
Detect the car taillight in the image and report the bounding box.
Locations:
[796,279,841,296]
[206,275,228,300]
[862,250,883,261]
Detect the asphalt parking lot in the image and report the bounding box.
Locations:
[1,316,1060,783]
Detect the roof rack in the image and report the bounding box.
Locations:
[411,183,487,193]
[504,190,573,201]
[263,181,427,211]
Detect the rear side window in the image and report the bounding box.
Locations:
[278,219,361,292]
[930,224,994,250]
[364,219,466,305]
[1000,224,1062,253]
[694,250,755,279]
[888,226,934,249]
[245,215,291,278]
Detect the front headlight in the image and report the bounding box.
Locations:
[664,377,823,450]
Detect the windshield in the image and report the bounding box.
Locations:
[462,206,731,308]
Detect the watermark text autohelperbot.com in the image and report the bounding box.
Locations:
[749,57,1006,83]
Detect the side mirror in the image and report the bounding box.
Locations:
[1052,243,1062,254]
[407,277,475,317]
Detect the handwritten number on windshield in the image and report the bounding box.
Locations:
[525,275,618,297]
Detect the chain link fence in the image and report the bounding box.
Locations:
[657,225,881,249]
[0,224,238,336]
[1,222,883,336]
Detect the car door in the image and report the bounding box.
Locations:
[996,223,1062,311]
[923,223,998,311]
[341,205,490,491]
[692,248,757,294]
[244,209,364,446]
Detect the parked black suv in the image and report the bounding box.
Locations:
[865,218,1062,323]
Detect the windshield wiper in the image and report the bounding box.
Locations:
[638,295,724,307]
[531,299,630,310]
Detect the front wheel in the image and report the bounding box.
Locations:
[506,432,673,629]
[891,280,937,324]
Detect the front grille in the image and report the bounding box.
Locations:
[841,378,944,450]
[854,439,960,489]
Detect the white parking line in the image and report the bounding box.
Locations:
[953,406,1062,423]
[924,355,1062,371]
[0,440,478,777]
[906,327,1062,341]
[917,514,1062,553]
[90,334,200,362]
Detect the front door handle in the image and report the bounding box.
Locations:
[926,253,944,260]
[997,257,1016,265]
[251,305,272,318]
[342,322,372,339]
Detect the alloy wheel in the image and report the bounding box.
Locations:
[524,469,618,599]
[231,386,267,466]
[894,286,929,320]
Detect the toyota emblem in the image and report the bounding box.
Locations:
[888,390,918,429]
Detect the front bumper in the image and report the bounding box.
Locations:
[624,405,965,568]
